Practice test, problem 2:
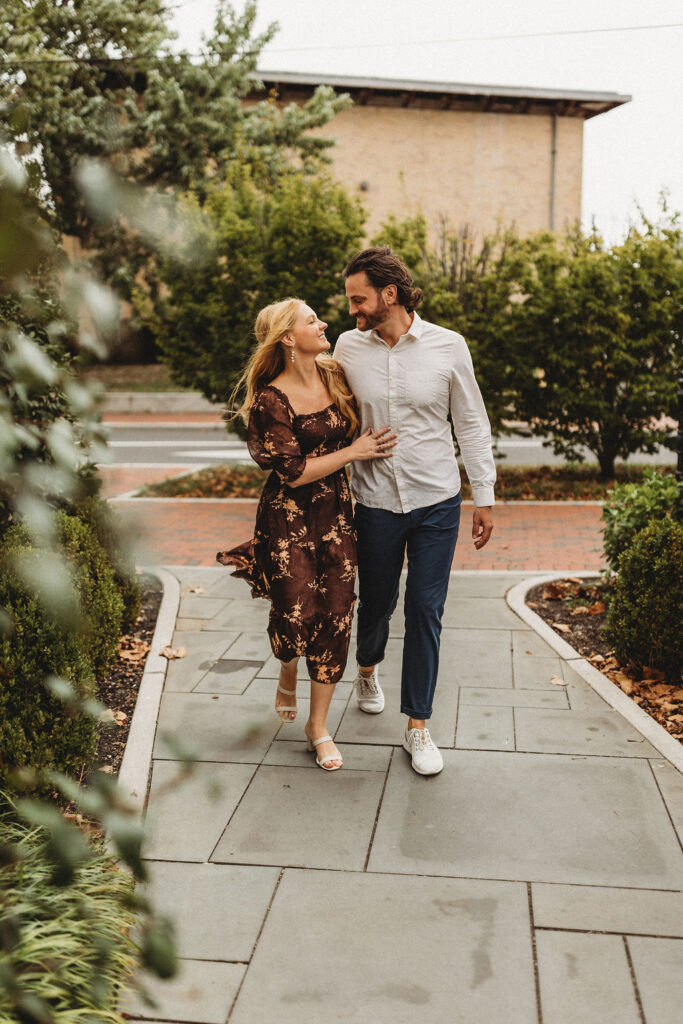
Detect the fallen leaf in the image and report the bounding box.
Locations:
[550,674,568,686]
[613,671,632,685]
[161,645,186,660]
[527,601,539,608]
[570,606,590,616]
[614,673,636,695]
[587,601,606,615]
[99,765,114,774]
[554,623,571,633]
[672,688,683,700]
[542,584,565,600]
[590,653,605,664]
[649,683,675,696]
[119,639,151,663]
[113,710,127,726]
[99,708,115,724]
[564,577,584,584]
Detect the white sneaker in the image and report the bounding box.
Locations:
[402,727,444,776]
[353,666,385,714]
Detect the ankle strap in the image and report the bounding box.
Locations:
[277,684,296,696]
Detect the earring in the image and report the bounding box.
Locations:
[290,347,295,363]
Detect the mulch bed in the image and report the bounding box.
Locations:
[94,572,162,776]
[137,463,674,501]
[526,577,683,743]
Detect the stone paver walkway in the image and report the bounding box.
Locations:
[122,568,682,1024]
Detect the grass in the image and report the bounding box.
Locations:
[79,363,192,393]
[135,462,675,500]
[0,811,139,1022]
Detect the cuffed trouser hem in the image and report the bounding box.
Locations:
[401,704,432,720]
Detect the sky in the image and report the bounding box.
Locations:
[170,0,683,242]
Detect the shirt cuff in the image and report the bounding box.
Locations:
[472,485,495,507]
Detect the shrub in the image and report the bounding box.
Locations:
[57,512,125,679]
[0,533,96,792]
[0,809,138,1022]
[0,514,124,792]
[72,496,140,633]
[604,518,683,680]
[601,469,683,573]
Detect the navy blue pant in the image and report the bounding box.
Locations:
[354,493,462,720]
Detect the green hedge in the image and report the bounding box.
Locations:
[0,511,126,792]
[605,518,683,680]
[72,496,140,633]
[602,470,683,573]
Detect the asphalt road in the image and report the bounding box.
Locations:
[103,423,676,469]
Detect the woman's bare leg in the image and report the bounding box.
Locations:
[306,679,342,768]
[275,657,298,721]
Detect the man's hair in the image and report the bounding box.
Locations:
[343,246,423,313]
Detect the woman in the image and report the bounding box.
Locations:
[217,298,395,771]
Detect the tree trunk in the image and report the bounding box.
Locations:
[597,450,617,480]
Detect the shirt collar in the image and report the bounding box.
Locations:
[369,310,424,345]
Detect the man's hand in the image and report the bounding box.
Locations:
[472,507,493,550]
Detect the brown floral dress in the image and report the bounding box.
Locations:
[217,385,357,685]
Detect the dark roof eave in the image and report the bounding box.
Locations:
[252,70,630,119]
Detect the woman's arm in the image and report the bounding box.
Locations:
[289,427,396,488]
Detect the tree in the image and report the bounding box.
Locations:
[512,210,683,478]
[373,215,528,435]
[151,168,366,403]
[1,1,349,311]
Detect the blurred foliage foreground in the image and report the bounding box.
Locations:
[0,150,197,1020]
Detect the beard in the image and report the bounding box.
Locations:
[356,294,390,331]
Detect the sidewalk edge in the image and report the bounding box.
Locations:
[506,574,683,773]
[117,566,180,812]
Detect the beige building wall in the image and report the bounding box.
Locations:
[314,105,584,238]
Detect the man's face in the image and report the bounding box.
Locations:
[345,271,390,332]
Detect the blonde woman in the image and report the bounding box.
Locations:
[217,298,395,771]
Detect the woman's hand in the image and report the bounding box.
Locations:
[349,426,397,462]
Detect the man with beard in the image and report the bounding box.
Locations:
[333,247,496,775]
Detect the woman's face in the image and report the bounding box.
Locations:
[288,304,330,357]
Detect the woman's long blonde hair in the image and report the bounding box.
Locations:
[231,297,358,436]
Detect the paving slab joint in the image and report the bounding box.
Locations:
[507,574,683,773]
[117,566,181,813]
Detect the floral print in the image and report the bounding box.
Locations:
[217,385,357,685]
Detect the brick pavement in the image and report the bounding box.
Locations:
[112,497,605,571]
[102,412,223,425]
[99,465,195,500]
[104,459,605,571]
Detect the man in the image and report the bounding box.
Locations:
[334,246,495,776]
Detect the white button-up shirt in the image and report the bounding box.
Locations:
[334,311,496,513]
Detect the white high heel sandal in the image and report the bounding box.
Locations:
[306,734,343,771]
[275,683,297,722]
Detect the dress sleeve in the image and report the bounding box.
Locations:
[247,388,307,484]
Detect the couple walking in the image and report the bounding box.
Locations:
[218,247,495,775]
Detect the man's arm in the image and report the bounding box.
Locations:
[449,337,496,550]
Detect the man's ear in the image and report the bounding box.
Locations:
[383,284,398,305]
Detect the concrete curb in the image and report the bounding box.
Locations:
[506,573,683,773]
[117,566,180,812]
